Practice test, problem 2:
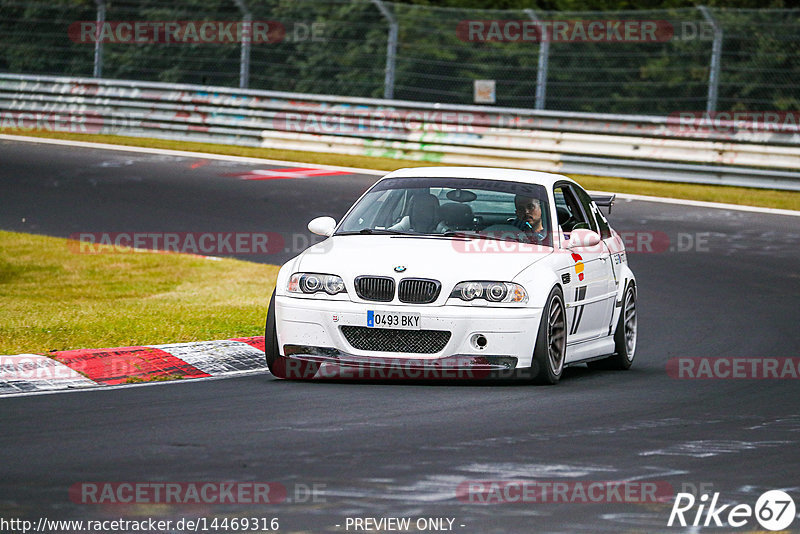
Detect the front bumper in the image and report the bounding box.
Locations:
[283,345,518,380]
[275,295,542,373]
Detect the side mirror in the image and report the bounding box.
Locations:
[307,216,337,237]
[567,228,602,249]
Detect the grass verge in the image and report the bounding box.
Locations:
[0,230,278,355]
[125,374,184,383]
[4,129,800,212]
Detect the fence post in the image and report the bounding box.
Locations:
[93,0,105,77]
[697,6,722,113]
[524,9,549,110]
[371,0,397,100]
[234,0,252,89]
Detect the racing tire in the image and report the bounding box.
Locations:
[530,286,567,385]
[587,282,637,371]
[265,289,317,380]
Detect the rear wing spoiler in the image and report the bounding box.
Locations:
[590,194,616,214]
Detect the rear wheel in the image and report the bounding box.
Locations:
[588,282,637,371]
[531,287,567,385]
[265,289,317,380]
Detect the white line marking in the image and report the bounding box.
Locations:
[3,134,797,215]
[590,189,800,217]
[147,339,267,375]
[0,134,385,176]
[0,354,97,393]
[0,368,269,399]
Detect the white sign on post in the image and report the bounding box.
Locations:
[474,80,496,104]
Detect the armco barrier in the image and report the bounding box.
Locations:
[1,73,799,190]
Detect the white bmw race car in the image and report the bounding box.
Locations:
[265,167,637,384]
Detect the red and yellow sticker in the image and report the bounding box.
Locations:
[571,253,585,281]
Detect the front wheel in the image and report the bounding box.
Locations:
[265,289,317,380]
[588,282,637,371]
[530,287,567,385]
[265,289,280,374]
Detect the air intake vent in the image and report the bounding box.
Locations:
[341,326,451,354]
[354,276,395,302]
[398,278,441,304]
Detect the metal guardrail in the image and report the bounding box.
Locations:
[1,73,799,191]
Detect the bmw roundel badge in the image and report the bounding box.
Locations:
[394,265,407,273]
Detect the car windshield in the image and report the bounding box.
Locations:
[336,177,552,246]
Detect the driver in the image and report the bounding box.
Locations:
[512,194,546,242]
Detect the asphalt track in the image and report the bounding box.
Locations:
[1,138,800,533]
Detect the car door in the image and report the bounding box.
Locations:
[553,183,616,343]
[573,185,620,337]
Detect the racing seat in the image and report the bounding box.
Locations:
[437,202,474,232]
[408,193,440,233]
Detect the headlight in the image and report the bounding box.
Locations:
[486,283,507,302]
[450,281,528,304]
[288,273,347,295]
[460,282,484,301]
[323,275,345,295]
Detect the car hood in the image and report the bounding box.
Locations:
[294,234,552,295]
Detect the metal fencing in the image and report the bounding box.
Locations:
[3,73,799,190]
[1,1,798,115]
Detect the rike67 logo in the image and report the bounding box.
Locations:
[668,490,796,530]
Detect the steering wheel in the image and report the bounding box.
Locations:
[560,216,578,232]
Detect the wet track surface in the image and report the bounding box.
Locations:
[1,138,799,532]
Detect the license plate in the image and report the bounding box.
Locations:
[367,310,420,330]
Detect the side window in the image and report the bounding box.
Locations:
[553,188,573,230]
[553,185,594,233]
[574,187,608,237]
[590,201,611,239]
[572,186,611,239]
[593,207,611,239]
